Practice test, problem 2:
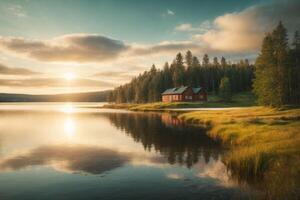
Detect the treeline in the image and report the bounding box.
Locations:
[253,22,300,106]
[108,51,254,103]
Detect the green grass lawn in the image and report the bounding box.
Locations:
[103,92,256,111]
[179,106,300,199]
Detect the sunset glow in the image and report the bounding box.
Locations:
[64,73,76,81]
[0,0,298,94]
[64,117,76,138]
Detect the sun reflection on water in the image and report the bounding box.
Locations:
[64,118,76,138]
[60,103,75,113]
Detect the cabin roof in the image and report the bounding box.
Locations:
[162,86,203,95]
[192,87,202,94]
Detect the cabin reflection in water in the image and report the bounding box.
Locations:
[161,113,185,127]
[105,112,223,168]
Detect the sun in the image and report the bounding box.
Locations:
[64,72,76,81]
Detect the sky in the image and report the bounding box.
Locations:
[0,0,299,94]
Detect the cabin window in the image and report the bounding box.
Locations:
[185,95,192,100]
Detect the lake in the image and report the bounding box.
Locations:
[0,103,254,200]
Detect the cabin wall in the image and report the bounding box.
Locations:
[193,91,207,101]
[162,94,182,102]
[162,88,207,102]
[182,88,194,102]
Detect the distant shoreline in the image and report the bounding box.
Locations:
[0,90,110,102]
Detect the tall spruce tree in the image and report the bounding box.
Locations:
[221,57,227,68]
[185,50,193,68]
[253,22,289,106]
[172,53,185,86]
[202,54,210,66]
[253,33,277,106]
[291,31,300,103]
[219,77,232,102]
[213,57,219,66]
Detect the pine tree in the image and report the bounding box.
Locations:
[172,53,185,87]
[221,57,227,68]
[290,31,300,103]
[185,50,193,68]
[213,57,219,66]
[253,33,277,106]
[219,76,232,102]
[272,21,289,105]
[202,54,209,67]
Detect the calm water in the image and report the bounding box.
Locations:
[0,103,253,200]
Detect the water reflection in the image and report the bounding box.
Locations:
[64,117,76,138]
[0,145,130,174]
[105,112,223,168]
[60,103,75,114]
[0,105,255,199]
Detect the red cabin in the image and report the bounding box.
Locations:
[161,86,207,102]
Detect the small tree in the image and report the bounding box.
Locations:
[219,76,232,102]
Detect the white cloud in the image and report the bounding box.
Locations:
[175,23,193,31]
[175,21,212,33]
[7,4,27,18]
[191,0,300,52]
[162,9,175,17]
[167,9,175,15]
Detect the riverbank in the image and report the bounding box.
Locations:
[179,106,300,199]
[103,92,256,111]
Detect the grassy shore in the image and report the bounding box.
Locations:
[103,92,256,111]
[179,106,300,199]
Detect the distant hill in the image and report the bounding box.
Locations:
[0,90,110,102]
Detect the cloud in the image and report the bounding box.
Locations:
[175,23,193,31]
[0,145,129,174]
[0,34,128,63]
[0,63,40,75]
[167,9,175,15]
[192,0,300,53]
[0,78,115,87]
[130,41,203,56]
[175,21,212,33]
[93,71,134,79]
[7,4,27,18]
[162,9,175,17]
[0,34,204,62]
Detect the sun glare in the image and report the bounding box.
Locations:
[64,73,76,81]
[60,103,75,113]
[64,118,76,138]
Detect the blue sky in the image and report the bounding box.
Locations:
[0,0,299,94]
[1,0,268,41]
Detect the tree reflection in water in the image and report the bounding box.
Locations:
[104,112,223,168]
[105,111,300,199]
